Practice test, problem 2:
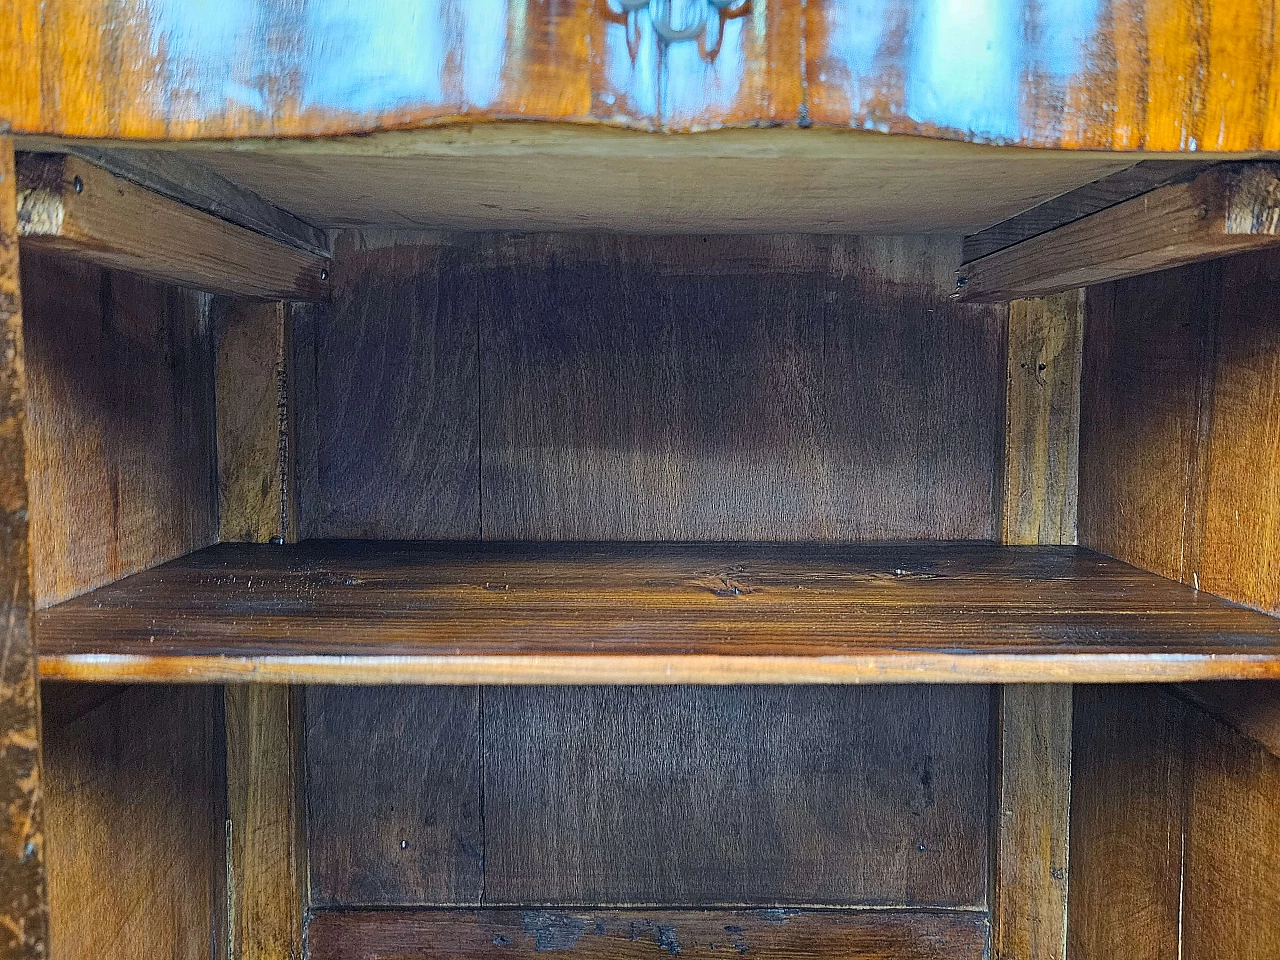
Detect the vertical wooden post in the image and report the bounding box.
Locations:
[217,296,306,959]
[992,291,1082,960]
[0,138,50,959]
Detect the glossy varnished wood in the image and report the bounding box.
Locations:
[29,540,1280,684]
[306,909,989,960]
[5,1,1280,150]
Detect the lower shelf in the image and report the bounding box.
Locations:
[306,909,988,960]
[34,540,1280,684]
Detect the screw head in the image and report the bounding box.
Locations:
[72,175,83,194]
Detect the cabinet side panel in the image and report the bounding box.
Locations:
[22,250,218,607]
[43,683,223,960]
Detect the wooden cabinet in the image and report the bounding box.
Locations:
[2,4,1279,959]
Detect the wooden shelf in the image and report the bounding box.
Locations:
[34,541,1280,685]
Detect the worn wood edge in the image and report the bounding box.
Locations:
[962,160,1212,262]
[53,146,329,256]
[224,684,303,960]
[956,163,1280,301]
[306,907,990,960]
[35,652,1280,685]
[0,134,50,960]
[990,685,1072,960]
[15,154,330,300]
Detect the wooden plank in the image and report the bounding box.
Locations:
[308,235,478,539]
[479,234,1003,540]
[990,685,1072,960]
[955,163,1280,302]
[0,135,48,960]
[1176,681,1280,760]
[192,131,1134,236]
[15,154,329,300]
[53,146,329,257]
[962,161,1211,262]
[44,683,222,960]
[306,909,990,960]
[1078,263,1218,583]
[21,249,218,608]
[1195,248,1280,614]
[215,299,292,544]
[484,685,988,906]
[305,686,481,907]
[1002,292,1084,545]
[225,685,304,960]
[31,540,1280,685]
[1182,707,1280,960]
[1067,687,1186,960]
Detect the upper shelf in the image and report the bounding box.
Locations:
[35,540,1280,685]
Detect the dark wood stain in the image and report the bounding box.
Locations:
[306,908,989,960]
[42,682,223,960]
[32,540,1280,684]
[483,685,989,906]
[305,686,483,907]
[309,238,479,540]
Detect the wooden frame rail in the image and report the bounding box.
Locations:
[15,154,330,300]
[956,163,1280,302]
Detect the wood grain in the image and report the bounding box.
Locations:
[32,541,1280,685]
[479,234,1003,540]
[192,129,1135,236]
[1176,681,1280,759]
[962,160,1212,262]
[1078,247,1280,617]
[307,236,478,539]
[21,249,218,608]
[6,0,1280,149]
[990,685,1071,960]
[1067,686,1186,960]
[225,685,304,960]
[43,682,222,960]
[15,154,329,300]
[305,686,482,907]
[956,163,1280,301]
[1002,292,1083,546]
[306,909,990,960]
[1078,262,1218,583]
[1182,707,1280,960]
[0,135,48,960]
[49,146,329,257]
[484,685,988,906]
[215,299,290,544]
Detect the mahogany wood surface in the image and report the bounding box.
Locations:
[5,1,1280,151]
[31,540,1280,684]
[306,909,989,960]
